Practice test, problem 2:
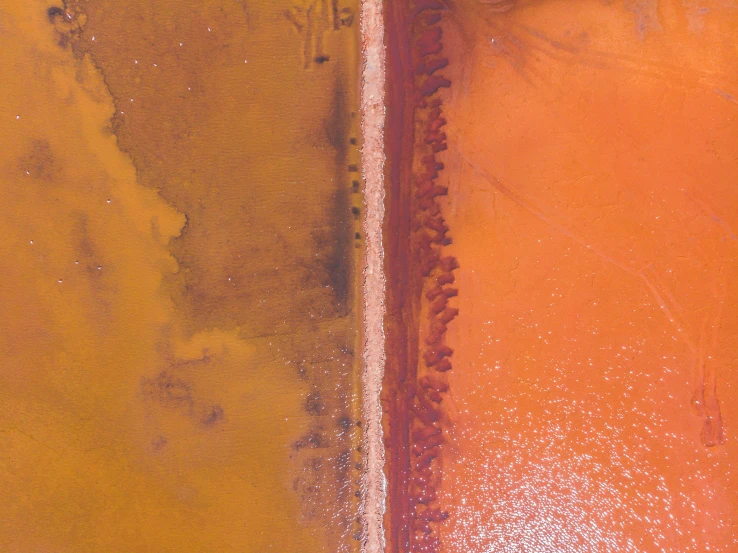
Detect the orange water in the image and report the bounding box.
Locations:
[437,1,738,551]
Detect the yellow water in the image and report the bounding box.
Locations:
[0,1,361,551]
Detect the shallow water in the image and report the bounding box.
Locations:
[0,1,362,551]
[381,1,738,552]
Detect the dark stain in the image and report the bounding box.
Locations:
[140,371,194,410]
[170,353,213,371]
[309,73,353,315]
[338,416,352,431]
[305,391,325,416]
[338,7,355,27]
[310,215,351,315]
[68,212,116,323]
[47,6,64,21]
[19,139,55,182]
[71,214,96,268]
[151,435,168,451]
[293,454,330,520]
[315,55,331,64]
[202,404,225,426]
[48,4,83,48]
[78,226,100,277]
[332,0,341,29]
[292,431,327,451]
[325,73,351,177]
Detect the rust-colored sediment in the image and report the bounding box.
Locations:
[383,2,457,552]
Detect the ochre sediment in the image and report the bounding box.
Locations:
[0,1,363,551]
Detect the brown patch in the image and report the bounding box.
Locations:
[140,371,194,412]
[18,139,56,182]
[202,404,224,427]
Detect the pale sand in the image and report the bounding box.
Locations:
[360,0,387,552]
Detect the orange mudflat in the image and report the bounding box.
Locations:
[383,1,738,552]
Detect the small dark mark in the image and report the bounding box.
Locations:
[315,55,330,64]
[353,531,362,541]
[352,180,360,192]
[355,232,361,240]
[339,7,355,27]
[305,392,325,415]
[714,88,737,103]
[349,137,357,145]
[293,432,327,450]
[19,139,55,182]
[309,205,351,313]
[356,420,362,427]
[347,164,359,172]
[338,416,352,430]
[351,207,360,219]
[151,435,168,450]
[354,490,361,497]
[202,404,224,426]
[141,372,193,408]
[47,6,64,21]
[332,0,340,29]
[356,446,362,452]
[355,463,362,470]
